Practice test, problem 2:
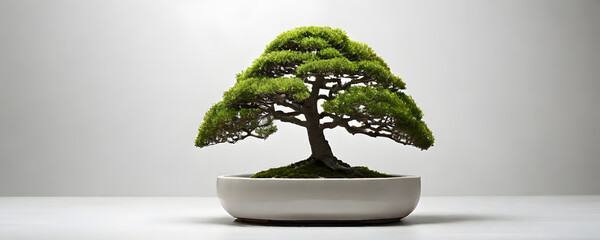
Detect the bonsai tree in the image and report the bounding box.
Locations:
[195,26,434,177]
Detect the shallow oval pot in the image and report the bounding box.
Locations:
[217,174,421,222]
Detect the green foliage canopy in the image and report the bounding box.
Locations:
[195,26,434,150]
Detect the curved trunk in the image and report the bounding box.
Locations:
[302,76,356,173]
[305,114,336,161]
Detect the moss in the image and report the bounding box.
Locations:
[251,159,392,178]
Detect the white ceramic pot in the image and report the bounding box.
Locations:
[217,174,420,222]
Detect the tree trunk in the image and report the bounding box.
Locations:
[302,76,357,174]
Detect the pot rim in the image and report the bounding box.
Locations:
[218,174,420,181]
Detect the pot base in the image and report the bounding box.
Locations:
[235,217,401,226]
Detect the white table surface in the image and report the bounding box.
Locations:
[1,196,599,240]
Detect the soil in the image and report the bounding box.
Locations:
[251,159,392,178]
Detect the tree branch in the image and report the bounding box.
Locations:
[272,111,306,126]
[317,94,333,100]
[319,112,347,130]
[321,119,341,129]
[341,121,410,145]
[274,110,301,117]
[273,94,303,111]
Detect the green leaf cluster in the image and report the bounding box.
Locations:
[237,26,404,91]
[322,86,434,150]
[195,102,276,147]
[237,50,316,79]
[265,26,348,53]
[296,58,405,89]
[223,77,310,103]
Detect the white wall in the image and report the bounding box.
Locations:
[1,0,599,196]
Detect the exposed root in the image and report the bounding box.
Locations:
[290,157,316,169]
[300,155,364,177]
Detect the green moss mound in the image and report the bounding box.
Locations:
[251,160,391,178]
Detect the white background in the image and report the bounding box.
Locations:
[1,0,599,196]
